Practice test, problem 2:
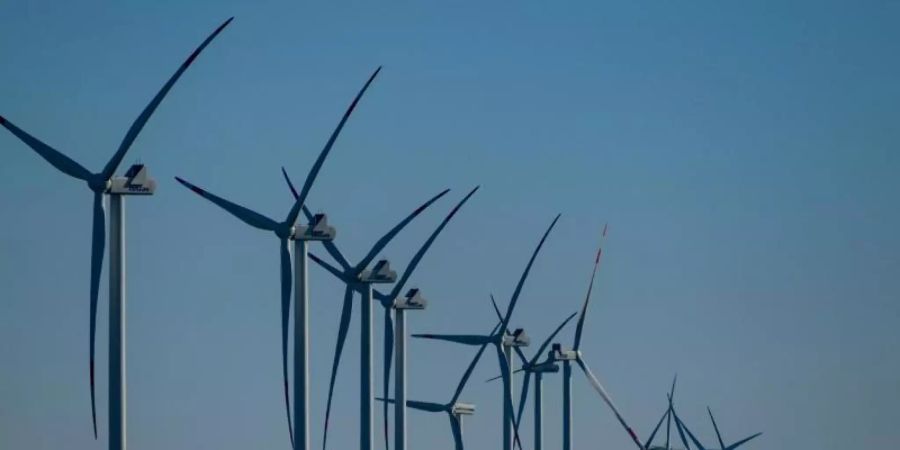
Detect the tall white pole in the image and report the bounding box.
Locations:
[562,361,572,450]
[534,372,543,450]
[108,194,126,450]
[293,240,310,450]
[503,345,514,450]
[361,284,374,450]
[394,308,407,450]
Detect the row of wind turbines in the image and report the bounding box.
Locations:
[1,17,761,450]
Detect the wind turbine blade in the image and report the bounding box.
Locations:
[174,177,279,231]
[495,344,524,450]
[388,186,479,299]
[406,400,446,413]
[531,311,578,365]
[644,407,669,450]
[451,339,493,403]
[513,370,532,438]
[449,414,464,450]
[725,433,762,450]
[322,286,354,450]
[666,410,672,450]
[280,239,294,448]
[382,308,394,450]
[88,192,105,438]
[308,252,350,283]
[674,412,707,450]
[101,18,233,179]
[707,407,725,450]
[666,375,677,450]
[489,294,503,322]
[282,166,301,200]
[501,214,560,328]
[411,333,489,346]
[513,345,529,367]
[673,410,693,450]
[573,225,607,351]
[356,188,451,271]
[283,67,382,226]
[0,116,92,180]
[575,358,643,449]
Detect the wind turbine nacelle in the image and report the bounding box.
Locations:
[359,259,397,283]
[551,343,578,361]
[394,288,427,310]
[451,402,476,416]
[294,213,336,241]
[108,164,156,195]
[503,328,530,347]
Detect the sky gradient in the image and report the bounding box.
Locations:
[1,2,899,450]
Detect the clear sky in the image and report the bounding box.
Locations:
[1,1,898,450]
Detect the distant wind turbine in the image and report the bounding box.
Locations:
[378,321,502,450]
[414,214,561,450]
[552,225,645,450]
[1,18,232,450]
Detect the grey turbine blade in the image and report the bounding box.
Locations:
[283,67,382,226]
[644,407,669,450]
[406,400,445,413]
[388,186,479,299]
[708,407,725,450]
[308,252,350,283]
[576,358,643,449]
[674,412,706,450]
[101,18,233,179]
[452,336,495,403]
[573,227,605,351]
[322,286,354,450]
[449,414,464,450]
[88,191,105,438]
[280,239,294,448]
[502,214,560,327]
[411,333,490,346]
[513,367,532,437]
[534,311,578,364]
[495,344,524,450]
[673,410,693,450]
[356,189,451,271]
[726,433,762,450]
[174,177,279,231]
[0,116,92,180]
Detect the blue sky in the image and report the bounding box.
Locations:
[1,1,899,449]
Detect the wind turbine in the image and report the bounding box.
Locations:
[283,172,479,450]
[414,214,561,450]
[641,376,679,450]
[0,18,232,450]
[378,321,502,450]
[671,404,762,450]
[486,304,577,450]
[552,225,646,450]
[305,189,451,450]
[174,67,381,448]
